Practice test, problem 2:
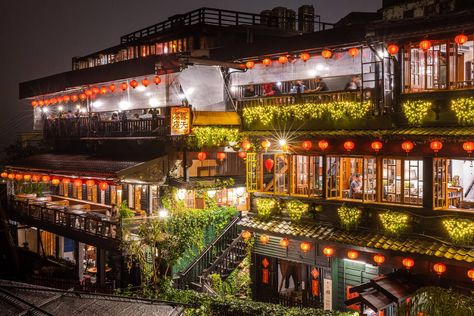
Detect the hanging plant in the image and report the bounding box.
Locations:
[379,211,410,236]
[442,218,474,245]
[286,200,309,221]
[402,100,432,126]
[337,204,362,230]
[190,127,241,148]
[255,198,277,219]
[451,97,474,125]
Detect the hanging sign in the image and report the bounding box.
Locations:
[170,107,191,135]
[323,278,332,310]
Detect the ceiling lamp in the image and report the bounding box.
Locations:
[387,43,399,56]
[371,140,383,153]
[401,141,414,153]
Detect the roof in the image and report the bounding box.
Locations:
[0,280,182,316]
[238,216,474,264]
[192,111,241,126]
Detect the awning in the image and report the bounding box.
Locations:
[192,111,241,126]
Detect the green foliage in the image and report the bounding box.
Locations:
[286,200,309,221]
[442,218,474,245]
[190,126,241,149]
[255,198,277,219]
[451,97,474,125]
[337,204,362,230]
[397,286,474,316]
[119,200,135,218]
[242,101,372,126]
[402,100,432,126]
[379,211,410,236]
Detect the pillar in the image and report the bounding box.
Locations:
[96,248,106,287]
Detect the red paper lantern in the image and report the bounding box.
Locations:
[100,87,108,95]
[278,56,288,64]
[92,87,100,94]
[31,100,38,107]
[85,89,93,96]
[41,175,51,182]
[141,78,150,87]
[463,141,474,154]
[318,140,329,151]
[245,61,255,69]
[238,151,247,159]
[0,172,7,179]
[241,140,251,151]
[7,173,15,180]
[455,34,468,45]
[260,234,269,245]
[419,40,432,51]
[348,47,360,58]
[261,140,271,150]
[15,174,23,181]
[85,179,95,187]
[402,257,415,270]
[32,175,41,182]
[109,84,116,92]
[130,80,138,89]
[38,100,45,106]
[262,58,272,66]
[280,238,289,248]
[57,96,63,103]
[344,141,355,152]
[387,44,399,56]
[79,93,87,101]
[430,140,443,153]
[71,95,79,102]
[264,158,274,172]
[120,82,128,91]
[401,141,414,153]
[241,230,251,240]
[73,179,82,187]
[371,140,383,152]
[153,76,161,85]
[433,263,446,275]
[197,152,207,161]
[323,246,334,257]
[50,98,57,104]
[63,95,70,102]
[302,140,312,151]
[51,178,61,186]
[467,268,474,281]
[300,52,311,62]
[216,152,226,161]
[99,182,109,191]
[321,49,332,59]
[300,242,312,253]
[44,99,50,106]
[373,254,385,265]
[347,250,359,260]
[62,178,71,184]
[23,174,31,181]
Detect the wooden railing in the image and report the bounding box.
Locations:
[43,117,167,139]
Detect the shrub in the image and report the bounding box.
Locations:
[379,211,410,235]
[286,200,309,221]
[255,198,277,219]
[337,204,362,230]
[442,218,474,245]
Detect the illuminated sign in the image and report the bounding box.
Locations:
[170,107,191,135]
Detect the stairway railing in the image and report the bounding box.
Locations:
[174,215,241,289]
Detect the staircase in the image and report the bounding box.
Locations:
[174,216,247,291]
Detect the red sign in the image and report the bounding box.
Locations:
[346,286,360,311]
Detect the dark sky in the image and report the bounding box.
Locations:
[0,0,381,149]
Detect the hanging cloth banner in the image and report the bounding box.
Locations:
[311,267,320,297]
[262,257,270,284]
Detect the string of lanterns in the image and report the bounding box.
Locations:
[1,172,109,190]
[30,75,162,107]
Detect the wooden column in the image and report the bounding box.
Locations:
[96,248,106,287]
[74,242,84,281]
[423,156,434,212]
[322,155,327,199]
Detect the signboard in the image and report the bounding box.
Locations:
[346,285,361,311]
[323,278,332,310]
[170,107,191,135]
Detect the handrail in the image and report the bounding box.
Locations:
[202,234,243,278]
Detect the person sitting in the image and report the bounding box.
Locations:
[306,76,329,93]
[349,174,362,198]
[111,112,119,121]
[262,83,280,96]
[290,80,306,94]
[243,84,256,97]
[345,75,361,91]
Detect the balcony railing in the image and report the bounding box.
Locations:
[43,117,167,139]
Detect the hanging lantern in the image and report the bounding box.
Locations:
[387,44,400,56]
[462,141,474,154]
[7,173,15,180]
[130,80,138,89]
[433,263,446,275]
[79,93,87,101]
[71,95,79,102]
[50,98,57,104]
[41,175,51,182]
[31,100,38,107]
[419,40,432,51]
[401,141,414,153]
[63,95,70,102]
[402,257,415,270]
[153,76,161,85]
[241,230,252,240]
[1,172,7,179]
[99,182,109,191]
[85,179,95,187]
[300,52,311,62]
[262,58,272,66]
[280,238,289,248]
[311,267,320,297]
[347,250,359,260]
[323,246,334,258]
[99,87,108,95]
[51,178,61,186]
[373,254,385,265]
[241,140,252,151]
[31,175,41,182]
[344,141,355,152]
[92,87,100,94]
[300,242,312,253]
[85,89,93,97]
[348,47,360,58]
[262,257,270,284]
[302,140,312,151]
[278,56,289,64]
[120,82,128,91]
[44,99,50,106]
[141,78,150,87]
[109,84,116,92]
[57,96,63,103]
[23,174,31,181]
[371,140,383,153]
[264,158,274,172]
[62,178,70,184]
[73,179,82,187]
[455,34,468,45]
[321,49,332,59]
[238,151,247,159]
[15,174,23,181]
[318,140,329,151]
[430,140,443,153]
[197,152,207,161]
[260,234,269,245]
[261,139,271,151]
[216,152,226,161]
[38,100,45,106]
[467,268,474,281]
[245,61,255,69]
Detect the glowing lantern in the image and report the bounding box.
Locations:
[50,98,57,104]
[7,174,15,180]
[371,140,383,153]
[92,87,100,94]
[348,47,360,58]
[197,152,207,161]
[57,96,63,103]
[109,84,116,92]
[300,52,310,62]
[153,76,161,85]
[42,175,51,182]
[23,175,31,181]
[318,140,329,151]
[302,140,312,151]
[130,80,138,89]
[401,141,414,153]
[71,95,79,102]
[300,242,312,253]
[373,254,385,265]
[120,83,128,91]
[15,174,23,181]
[62,178,70,184]
[85,179,95,187]
[216,152,226,161]
[141,78,149,87]
[85,89,93,96]
[280,238,289,248]
[44,99,50,106]
[1,172,7,179]
[455,34,468,45]
[99,182,108,190]
[238,151,247,159]
[241,230,251,240]
[344,141,355,152]
[51,178,61,186]
[430,140,443,153]
[32,175,41,182]
[347,250,359,260]
[278,56,288,64]
[322,246,334,257]
[402,257,415,270]
[73,179,82,187]
[260,234,269,245]
[245,61,255,69]
[39,100,45,106]
[321,49,332,59]
[264,158,274,172]
[31,100,38,107]
[463,141,474,154]
[387,44,399,56]
[79,94,87,101]
[419,40,432,51]
[467,268,474,281]
[433,263,446,275]
[262,58,272,66]
[241,140,251,151]
[261,140,271,151]
[100,87,108,94]
[63,95,70,102]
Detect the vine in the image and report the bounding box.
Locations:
[189,126,241,148]
[379,211,410,236]
[451,97,474,125]
[337,204,362,230]
[402,100,432,126]
[255,198,277,219]
[286,200,309,221]
[442,218,474,245]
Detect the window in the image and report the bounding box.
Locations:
[261,153,289,194]
[382,158,423,205]
[291,155,323,197]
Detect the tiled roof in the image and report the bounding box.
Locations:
[238,217,474,264]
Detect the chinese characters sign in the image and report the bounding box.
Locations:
[170,107,190,135]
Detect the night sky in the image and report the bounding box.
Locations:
[0,0,381,149]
